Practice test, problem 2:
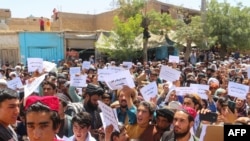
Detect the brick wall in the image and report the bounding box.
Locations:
[54,12,95,31]
[7,17,50,31]
[95,10,119,31]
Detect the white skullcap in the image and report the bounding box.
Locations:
[0,79,7,86]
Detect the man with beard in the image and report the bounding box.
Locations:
[65,83,104,140]
[82,83,104,140]
[139,107,174,141]
[115,86,137,125]
[161,106,199,141]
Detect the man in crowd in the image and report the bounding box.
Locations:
[56,93,73,138]
[0,88,19,141]
[65,83,104,140]
[115,86,137,125]
[68,112,96,141]
[42,81,57,96]
[25,96,61,141]
[161,106,199,141]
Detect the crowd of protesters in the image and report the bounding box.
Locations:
[0,48,250,141]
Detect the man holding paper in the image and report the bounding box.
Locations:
[115,86,137,125]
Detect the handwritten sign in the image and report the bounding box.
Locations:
[175,87,197,96]
[97,69,112,82]
[228,81,249,99]
[190,84,209,100]
[70,75,87,88]
[139,81,158,101]
[82,61,91,70]
[27,58,43,73]
[69,67,81,76]
[107,77,128,90]
[98,100,119,132]
[104,70,135,90]
[43,61,56,72]
[7,77,23,90]
[159,65,181,82]
[169,55,180,63]
[24,73,47,98]
[107,66,125,73]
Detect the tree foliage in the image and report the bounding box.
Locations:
[97,14,143,61]
[206,0,250,53]
[98,0,174,62]
[118,0,145,20]
[147,10,175,34]
[173,16,206,61]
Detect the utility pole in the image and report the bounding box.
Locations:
[201,0,206,22]
[201,0,207,49]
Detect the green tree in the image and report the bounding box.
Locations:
[97,0,174,62]
[118,0,174,62]
[96,14,143,62]
[206,0,250,55]
[173,16,206,61]
[118,0,145,19]
[143,10,174,62]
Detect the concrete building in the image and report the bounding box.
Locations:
[0,0,201,63]
[0,0,200,32]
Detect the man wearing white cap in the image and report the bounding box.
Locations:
[0,79,7,89]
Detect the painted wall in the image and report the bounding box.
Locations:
[155,45,178,60]
[19,32,64,65]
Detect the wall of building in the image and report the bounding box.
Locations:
[95,10,119,31]
[0,9,11,19]
[0,31,20,66]
[19,32,64,64]
[7,17,51,31]
[56,12,95,31]
[2,1,200,32]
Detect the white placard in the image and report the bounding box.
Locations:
[139,81,158,102]
[199,124,207,141]
[247,66,250,79]
[7,77,23,90]
[70,75,87,88]
[190,84,209,100]
[175,87,197,96]
[82,61,91,70]
[97,69,112,82]
[169,55,180,63]
[107,66,125,73]
[98,100,119,132]
[43,61,56,72]
[24,73,47,98]
[159,65,181,82]
[27,58,43,73]
[69,67,81,75]
[228,81,249,99]
[104,70,135,90]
